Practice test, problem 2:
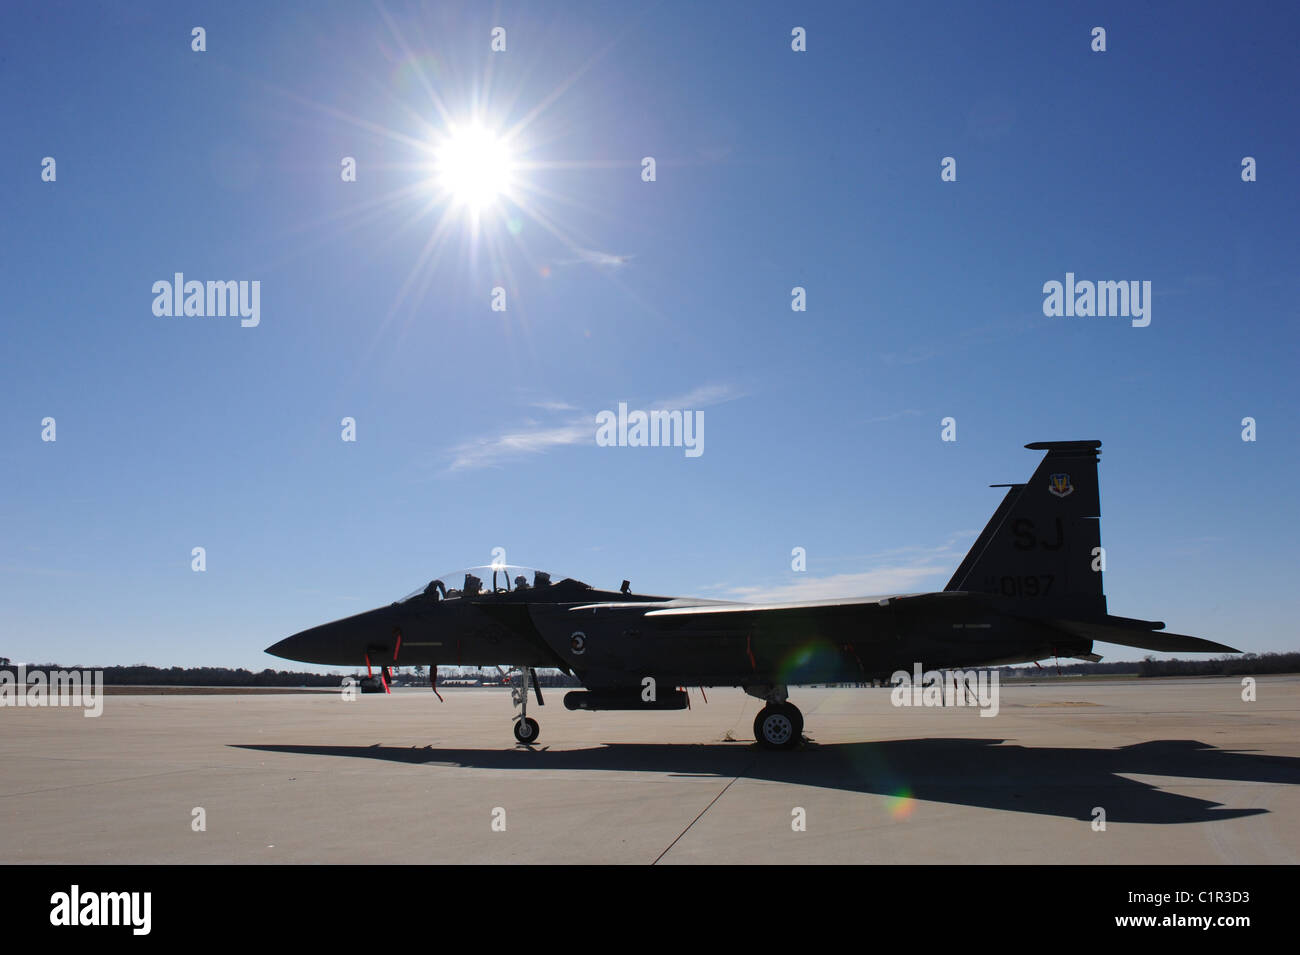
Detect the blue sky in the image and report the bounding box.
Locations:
[3,1,1297,669]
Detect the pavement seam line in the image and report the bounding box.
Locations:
[652,758,753,865]
[0,768,198,799]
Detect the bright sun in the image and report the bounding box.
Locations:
[434,124,513,210]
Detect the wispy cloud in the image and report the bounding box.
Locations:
[554,247,635,267]
[0,563,82,579]
[879,317,1037,366]
[652,383,745,409]
[866,408,922,424]
[447,420,592,472]
[804,534,979,566]
[445,384,744,472]
[1164,535,1225,557]
[721,566,948,603]
[708,533,973,603]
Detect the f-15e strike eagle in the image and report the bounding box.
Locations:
[268,441,1239,749]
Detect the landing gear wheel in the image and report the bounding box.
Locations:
[513,717,540,745]
[754,702,803,750]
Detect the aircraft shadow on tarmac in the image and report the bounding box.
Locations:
[234,737,1297,825]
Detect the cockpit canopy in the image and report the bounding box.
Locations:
[399,565,579,603]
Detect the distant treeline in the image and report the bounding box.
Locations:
[998,660,1140,678]
[0,663,582,688]
[2,654,1293,687]
[997,652,1299,679]
[429,668,582,688]
[2,665,345,687]
[1135,652,1300,677]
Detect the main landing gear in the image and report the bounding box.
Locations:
[746,684,804,750]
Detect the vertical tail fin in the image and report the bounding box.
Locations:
[946,441,1105,617]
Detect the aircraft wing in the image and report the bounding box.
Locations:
[642,594,925,615]
[527,593,924,687]
[568,593,932,616]
[623,598,1240,655]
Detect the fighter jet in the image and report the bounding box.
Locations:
[267,441,1239,749]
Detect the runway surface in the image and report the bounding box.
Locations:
[3,677,1297,863]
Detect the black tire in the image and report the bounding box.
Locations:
[513,717,540,744]
[753,702,803,750]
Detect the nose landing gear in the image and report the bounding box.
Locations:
[513,716,540,744]
[504,665,544,745]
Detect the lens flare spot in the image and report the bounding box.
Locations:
[777,639,840,686]
[887,789,916,819]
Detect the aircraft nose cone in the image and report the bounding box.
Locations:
[266,622,350,664]
[265,634,299,660]
[266,608,395,665]
[266,629,313,661]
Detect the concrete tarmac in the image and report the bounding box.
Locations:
[2,677,1297,864]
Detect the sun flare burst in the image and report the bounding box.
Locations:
[433,123,514,211]
[265,8,649,331]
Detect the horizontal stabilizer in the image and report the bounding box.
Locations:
[1046,617,1240,654]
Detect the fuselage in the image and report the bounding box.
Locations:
[267,571,1090,687]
